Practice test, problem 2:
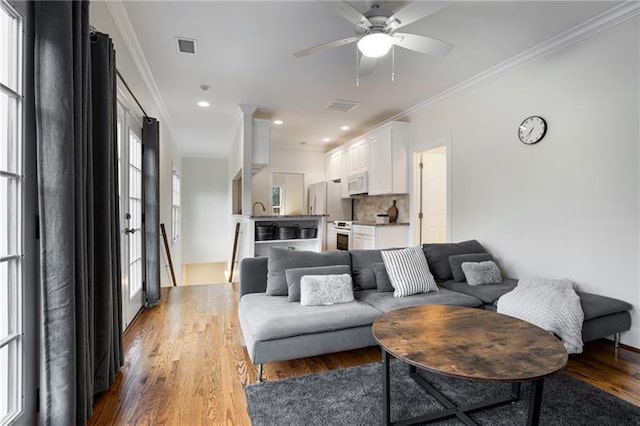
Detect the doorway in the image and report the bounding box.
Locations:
[414,145,449,244]
[117,101,145,330]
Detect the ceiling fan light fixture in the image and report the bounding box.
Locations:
[357,33,393,58]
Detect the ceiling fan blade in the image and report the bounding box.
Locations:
[393,32,453,57]
[294,36,359,57]
[358,54,377,77]
[386,1,448,30]
[321,1,371,29]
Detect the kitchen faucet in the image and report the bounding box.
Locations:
[252,201,266,216]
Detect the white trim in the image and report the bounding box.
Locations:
[104,1,181,153]
[368,1,640,129]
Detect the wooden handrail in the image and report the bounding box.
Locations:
[229,222,241,283]
[160,223,178,287]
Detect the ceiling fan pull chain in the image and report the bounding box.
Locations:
[392,44,396,82]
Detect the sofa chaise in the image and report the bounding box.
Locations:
[238,241,633,382]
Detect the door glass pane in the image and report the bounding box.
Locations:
[0,94,16,173]
[0,260,9,338]
[128,130,142,298]
[0,344,9,420]
[0,6,16,90]
[0,176,17,257]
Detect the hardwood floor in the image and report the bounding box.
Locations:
[89,284,640,425]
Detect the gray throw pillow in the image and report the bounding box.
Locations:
[349,249,384,290]
[266,247,351,296]
[461,261,503,286]
[448,253,494,282]
[373,263,393,292]
[381,247,438,297]
[300,274,354,306]
[422,240,487,282]
[285,265,351,302]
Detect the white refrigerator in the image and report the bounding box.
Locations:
[308,181,352,249]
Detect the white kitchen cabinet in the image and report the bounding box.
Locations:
[352,224,409,249]
[340,148,351,198]
[352,232,364,250]
[348,139,368,174]
[368,122,408,195]
[326,150,343,182]
[326,223,337,251]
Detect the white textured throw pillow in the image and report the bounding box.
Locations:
[461,260,502,286]
[381,247,438,298]
[300,274,355,306]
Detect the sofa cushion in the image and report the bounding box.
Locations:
[239,293,381,341]
[381,247,438,297]
[576,291,633,321]
[355,288,482,313]
[449,253,494,282]
[439,278,518,304]
[373,263,393,292]
[422,240,487,282]
[286,264,351,302]
[266,247,351,296]
[461,260,503,286]
[350,249,384,290]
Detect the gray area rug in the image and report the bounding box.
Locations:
[245,360,640,425]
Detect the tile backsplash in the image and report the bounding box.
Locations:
[353,194,410,223]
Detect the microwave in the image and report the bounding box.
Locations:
[347,171,368,195]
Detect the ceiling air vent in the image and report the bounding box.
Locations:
[325,99,360,113]
[176,37,197,55]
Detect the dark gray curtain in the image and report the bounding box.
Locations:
[34,1,123,424]
[143,118,161,305]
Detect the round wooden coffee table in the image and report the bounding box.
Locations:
[372,305,568,426]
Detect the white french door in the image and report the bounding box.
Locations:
[117,102,144,330]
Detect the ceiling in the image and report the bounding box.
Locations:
[121,1,618,156]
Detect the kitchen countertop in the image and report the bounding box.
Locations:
[250,215,324,220]
[353,221,410,227]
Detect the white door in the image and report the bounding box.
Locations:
[117,103,144,330]
[417,146,448,244]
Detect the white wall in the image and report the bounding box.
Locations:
[252,147,327,214]
[406,18,640,346]
[91,2,183,286]
[182,157,230,264]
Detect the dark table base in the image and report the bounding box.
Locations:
[382,349,544,426]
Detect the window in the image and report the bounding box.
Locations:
[272,186,282,215]
[0,2,23,424]
[171,168,180,242]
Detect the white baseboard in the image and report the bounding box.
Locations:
[620,326,640,350]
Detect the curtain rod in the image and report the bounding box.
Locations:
[90,25,150,120]
[116,69,149,120]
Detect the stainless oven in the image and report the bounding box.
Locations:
[334,221,352,251]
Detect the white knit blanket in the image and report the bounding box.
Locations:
[497,277,584,354]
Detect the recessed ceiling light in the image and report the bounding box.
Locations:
[323,137,331,142]
[273,120,284,125]
[340,125,350,131]
[197,100,210,108]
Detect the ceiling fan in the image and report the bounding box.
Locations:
[294,1,453,78]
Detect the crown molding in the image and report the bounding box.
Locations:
[375,1,640,127]
[272,142,327,153]
[105,1,181,153]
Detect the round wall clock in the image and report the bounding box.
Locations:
[518,116,547,145]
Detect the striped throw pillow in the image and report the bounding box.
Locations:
[381,247,438,297]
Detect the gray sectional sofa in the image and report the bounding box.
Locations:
[238,241,633,382]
